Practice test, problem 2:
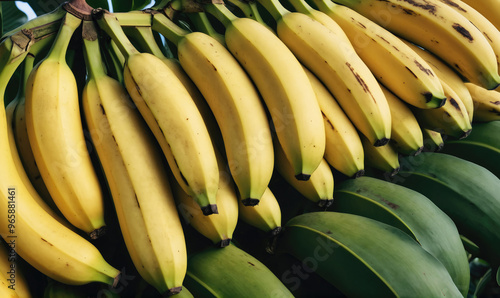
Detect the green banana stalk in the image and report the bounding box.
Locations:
[183,243,294,297]
[440,121,500,177]
[333,176,470,295]
[392,152,500,268]
[277,211,463,297]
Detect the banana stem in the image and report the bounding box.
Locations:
[82,20,106,81]
[93,8,140,60]
[287,0,315,15]
[123,26,167,59]
[45,12,82,63]
[151,13,188,47]
[310,0,338,14]
[203,2,239,28]
[0,36,31,102]
[187,12,226,46]
[255,0,288,21]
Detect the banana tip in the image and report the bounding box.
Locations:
[374,138,390,147]
[295,173,311,181]
[112,272,121,288]
[352,169,365,179]
[413,146,425,156]
[389,167,401,177]
[89,226,107,240]
[218,238,231,248]
[163,286,183,297]
[201,204,219,215]
[241,198,260,206]
[318,199,333,209]
[459,129,472,140]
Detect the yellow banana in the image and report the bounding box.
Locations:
[422,128,445,152]
[302,66,364,178]
[360,134,401,177]
[238,187,282,235]
[381,85,424,156]
[412,80,472,139]
[332,0,500,89]
[203,1,326,180]
[25,11,106,237]
[404,40,474,122]
[81,20,187,295]
[303,0,447,109]
[274,138,334,208]
[0,20,121,289]
[151,13,275,206]
[437,0,500,75]
[173,149,239,248]
[256,0,391,146]
[459,0,500,32]
[94,9,220,215]
[464,82,500,122]
[0,240,30,298]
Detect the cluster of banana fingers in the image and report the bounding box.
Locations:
[1,0,500,296]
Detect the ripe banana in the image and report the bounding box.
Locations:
[333,176,470,295]
[394,152,500,267]
[422,127,445,152]
[94,9,220,215]
[25,10,106,237]
[333,0,500,89]
[184,243,294,297]
[437,0,500,75]
[307,0,447,109]
[0,240,31,297]
[302,64,364,178]
[173,148,239,248]
[258,0,392,146]
[203,1,326,180]
[81,20,187,295]
[411,80,472,139]
[459,0,500,32]
[464,82,500,122]
[278,211,463,297]
[440,121,500,178]
[274,137,334,208]
[360,133,400,176]
[151,13,275,206]
[381,85,424,156]
[0,23,121,289]
[403,40,474,122]
[238,187,282,235]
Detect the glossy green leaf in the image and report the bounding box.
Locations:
[2,2,28,34]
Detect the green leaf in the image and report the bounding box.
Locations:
[1,2,3,36]
[2,2,28,34]
[497,266,500,286]
[26,0,66,16]
[86,0,109,11]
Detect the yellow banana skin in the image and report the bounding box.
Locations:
[464,82,500,122]
[94,9,220,215]
[422,128,445,152]
[460,0,500,32]
[25,13,106,237]
[175,29,275,206]
[309,0,446,109]
[404,40,474,122]
[381,85,424,156]
[205,4,326,180]
[438,0,500,76]
[267,7,392,146]
[361,134,401,176]
[0,240,31,298]
[0,30,121,290]
[274,138,334,208]
[238,187,282,235]
[173,149,239,248]
[412,80,472,139]
[303,66,364,178]
[334,0,500,89]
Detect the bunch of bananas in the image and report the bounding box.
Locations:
[1,0,500,296]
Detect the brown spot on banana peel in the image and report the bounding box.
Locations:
[41,238,53,246]
[405,66,418,79]
[322,112,335,130]
[452,23,473,42]
[401,0,438,15]
[491,101,500,105]
[448,97,461,110]
[414,60,434,76]
[345,62,373,98]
